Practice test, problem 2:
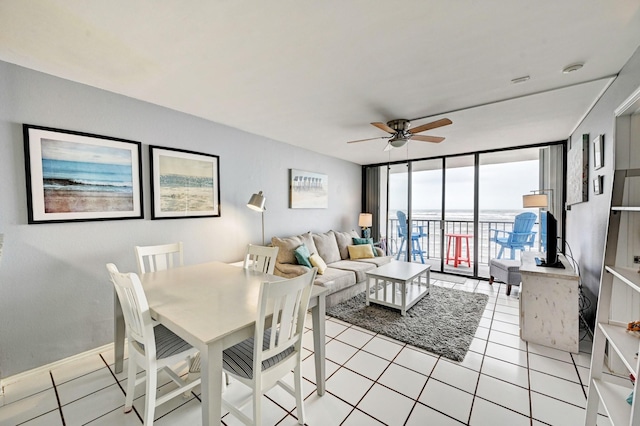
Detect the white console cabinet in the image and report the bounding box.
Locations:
[519,251,580,353]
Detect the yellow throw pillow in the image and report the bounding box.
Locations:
[309,253,327,275]
[348,244,374,259]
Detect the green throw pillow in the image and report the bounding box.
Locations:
[352,237,378,257]
[293,244,312,267]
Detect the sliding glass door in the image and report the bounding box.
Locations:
[366,142,564,280]
[411,159,443,272]
[444,156,476,276]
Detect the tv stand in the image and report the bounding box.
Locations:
[519,252,579,352]
[534,257,565,269]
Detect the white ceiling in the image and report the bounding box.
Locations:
[1,1,640,165]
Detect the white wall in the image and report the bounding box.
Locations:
[0,61,362,378]
[566,46,640,325]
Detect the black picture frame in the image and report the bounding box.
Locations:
[150,145,221,219]
[23,124,143,224]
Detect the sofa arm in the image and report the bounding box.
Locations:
[274,263,309,279]
[374,247,385,256]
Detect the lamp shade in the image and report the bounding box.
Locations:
[522,194,548,208]
[358,213,372,228]
[247,191,266,212]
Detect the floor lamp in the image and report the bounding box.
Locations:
[247,191,266,245]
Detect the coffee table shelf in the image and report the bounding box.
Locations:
[365,261,431,316]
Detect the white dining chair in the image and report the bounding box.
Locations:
[135,242,184,274]
[106,263,200,426]
[221,267,317,425]
[243,244,279,275]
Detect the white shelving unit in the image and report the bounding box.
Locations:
[585,168,640,426]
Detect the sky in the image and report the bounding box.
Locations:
[389,159,539,211]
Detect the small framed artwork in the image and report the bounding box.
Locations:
[23,124,143,224]
[289,169,328,208]
[150,146,220,219]
[593,134,604,170]
[593,175,603,195]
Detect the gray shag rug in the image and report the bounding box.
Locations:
[326,285,488,361]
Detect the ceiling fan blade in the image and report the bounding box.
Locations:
[408,118,452,134]
[371,122,395,134]
[411,135,445,143]
[347,136,388,144]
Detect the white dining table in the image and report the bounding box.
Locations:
[112,261,328,426]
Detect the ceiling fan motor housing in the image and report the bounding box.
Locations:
[388,119,411,147]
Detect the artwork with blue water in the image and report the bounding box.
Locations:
[41,138,134,213]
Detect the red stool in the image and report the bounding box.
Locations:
[445,233,472,267]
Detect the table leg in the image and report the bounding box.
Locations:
[114,290,125,374]
[200,342,223,426]
[311,294,326,396]
[400,281,406,316]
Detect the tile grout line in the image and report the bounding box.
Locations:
[49,371,66,426]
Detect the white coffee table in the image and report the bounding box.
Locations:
[365,261,431,316]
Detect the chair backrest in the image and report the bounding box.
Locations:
[135,242,184,274]
[243,244,279,275]
[397,211,408,238]
[106,263,156,358]
[254,268,317,367]
[509,212,537,243]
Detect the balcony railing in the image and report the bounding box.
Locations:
[385,218,541,266]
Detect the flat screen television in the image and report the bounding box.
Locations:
[536,211,564,268]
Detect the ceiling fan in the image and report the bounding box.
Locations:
[347,117,452,151]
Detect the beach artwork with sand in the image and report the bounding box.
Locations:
[41,139,134,213]
[158,155,215,213]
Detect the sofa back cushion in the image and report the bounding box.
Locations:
[313,231,341,264]
[272,232,317,265]
[333,230,360,260]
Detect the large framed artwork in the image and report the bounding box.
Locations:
[289,169,328,209]
[566,134,589,206]
[150,146,220,219]
[23,124,143,224]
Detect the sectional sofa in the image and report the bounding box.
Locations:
[271,230,392,307]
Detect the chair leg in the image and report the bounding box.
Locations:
[413,238,425,264]
[124,354,137,413]
[293,364,305,425]
[396,238,406,261]
[253,387,262,426]
[143,367,157,426]
[497,247,504,259]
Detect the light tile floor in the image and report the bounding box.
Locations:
[0,278,606,426]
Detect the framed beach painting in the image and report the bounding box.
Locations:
[289,169,328,208]
[149,146,220,219]
[23,124,143,224]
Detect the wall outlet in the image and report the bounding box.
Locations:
[634,255,640,264]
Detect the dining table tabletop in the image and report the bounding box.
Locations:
[113,261,328,426]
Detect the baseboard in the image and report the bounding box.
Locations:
[0,342,114,394]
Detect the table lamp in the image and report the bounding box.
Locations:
[359,213,372,239]
[247,191,266,245]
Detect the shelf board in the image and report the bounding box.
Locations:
[592,378,633,426]
[605,266,640,293]
[599,323,640,373]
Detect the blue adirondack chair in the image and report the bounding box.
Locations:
[490,212,537,259]
[395,211,427,263]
